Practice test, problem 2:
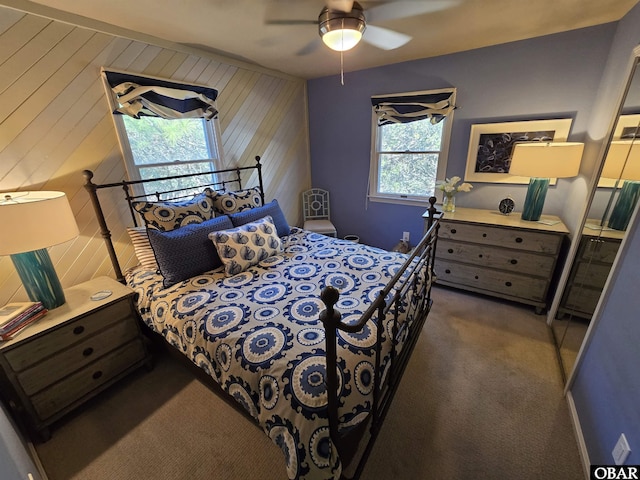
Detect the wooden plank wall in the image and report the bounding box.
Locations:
[0,6,311,305]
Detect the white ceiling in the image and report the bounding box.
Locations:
[17,0,640,79]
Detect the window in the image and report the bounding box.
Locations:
[102,69,223,198]
[119,115,222,198]
[369,88,456,205]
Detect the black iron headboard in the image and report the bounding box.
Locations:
[83,156,265,282]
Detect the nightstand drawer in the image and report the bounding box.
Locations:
[436,239,555,276]
[16,318,140,396]
[437,259,548,302]
[5,300,132,372]
[439,221,562,255]
[31,339,146,421]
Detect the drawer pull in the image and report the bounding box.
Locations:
[474,275,479,280]
[515,237,523,243]
[82,347,94,357]
[505,281,512,287]
[448,248,454,254]
[482,233,487,238]
[510,259,518,265]
[478,254,483,258]
[73,325,85,335]
[445,269,451,274]
[450,228,457,234]
[92,371,103,380]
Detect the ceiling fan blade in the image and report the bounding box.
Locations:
[326,0,355,13]
[367,0,460,23]
[296,38,322,56]
[363,24,412,50]
[264,19,319,25]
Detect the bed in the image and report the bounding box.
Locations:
[83,156,440,480]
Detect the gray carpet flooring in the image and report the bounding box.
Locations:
[34,286,585,479]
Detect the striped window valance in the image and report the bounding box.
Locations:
[371,88,456,126]
[103,70,218,120]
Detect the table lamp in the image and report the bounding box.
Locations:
[600,140,640,231]
[509,142,584,221]
[0,191,79,310]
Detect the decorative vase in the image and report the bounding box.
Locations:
[443,193,456,212]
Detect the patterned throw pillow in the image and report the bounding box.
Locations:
[229,199,291,237]
[132,191,214,231]
[209,215,281,277]
[206,187,262,215]
[126,226,158,271]
[147,216,234,288]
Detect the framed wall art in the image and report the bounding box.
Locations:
[464,118,573,184]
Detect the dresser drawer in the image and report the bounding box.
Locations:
[439,221,562,255]
[561,285,601,316]
[436,239,555,277]
[571,261,614,290]
[436,259,549,302]
[578,237,621,263]
[4,300,133,372]
[31,339,146,421]
[16,318,140,396]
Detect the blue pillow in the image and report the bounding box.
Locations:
[229,199,291,237]
[147,215,233,288]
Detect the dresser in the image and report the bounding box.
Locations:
[557,221,623,319]
[0,276,151,441]
[424,207,569,313]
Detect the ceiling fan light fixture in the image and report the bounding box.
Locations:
[319,3,366,52]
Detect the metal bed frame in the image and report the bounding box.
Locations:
[83,155,441,480]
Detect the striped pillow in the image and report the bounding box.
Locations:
[127,227,158,271]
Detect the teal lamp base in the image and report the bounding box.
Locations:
[10,248,66,310]
[521,177,550,221]
[608,180,640,231]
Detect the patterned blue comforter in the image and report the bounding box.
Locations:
[126,228,423,479]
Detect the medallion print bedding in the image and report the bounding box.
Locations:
[126,227,426,480]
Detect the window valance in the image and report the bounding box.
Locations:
[103,70,219,120]
[371,89,456,126]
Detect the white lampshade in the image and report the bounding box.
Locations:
[0,191,79,255]
[509,142,585,178]
[600,140,640,181]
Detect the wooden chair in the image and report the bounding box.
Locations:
[302,188,337,237]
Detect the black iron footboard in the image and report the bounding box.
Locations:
[320,197,440,480]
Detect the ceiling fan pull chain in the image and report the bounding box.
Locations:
[341,19,345,85]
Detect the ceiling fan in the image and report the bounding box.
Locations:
[265,0,459,53]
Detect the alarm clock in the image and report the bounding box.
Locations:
[498,197,515,215]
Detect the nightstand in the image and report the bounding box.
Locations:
[0,276,151,441]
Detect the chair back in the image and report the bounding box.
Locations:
[303,188,331,221]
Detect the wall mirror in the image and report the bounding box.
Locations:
[551,51,640,382]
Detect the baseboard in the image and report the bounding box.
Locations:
[566,391,590,480]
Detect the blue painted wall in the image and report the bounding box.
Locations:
[570,1,640,466]
[308,25,615,250]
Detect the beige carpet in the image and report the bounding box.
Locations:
[35,286,584,480]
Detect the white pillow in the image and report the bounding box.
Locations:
[209,215,281,277]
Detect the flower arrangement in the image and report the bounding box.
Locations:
[435,176,473,212]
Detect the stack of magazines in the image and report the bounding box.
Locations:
[0,302,48,341]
